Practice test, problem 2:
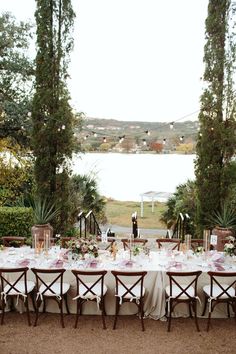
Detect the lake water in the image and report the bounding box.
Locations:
[72,153,196,201]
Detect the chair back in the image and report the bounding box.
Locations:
[208,271,236,299]
[0,267,29,296]
[72,270,107,298]
[156,238,180,251]
[31,268,66,297]
[60,237,77,248]
[2,236,25,247]
[166,271,202,300]
[121,238,148,250]
[190,239,203,251]
[111,270,147,300]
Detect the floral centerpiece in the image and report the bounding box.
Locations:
[69,237,99,259]
[194,246,204,255]
[224,236,236,257]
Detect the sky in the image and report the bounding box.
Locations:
[0,0,208,122]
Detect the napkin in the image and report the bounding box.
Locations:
[17,259,30,267]
[166,261,183,271]
[86,259,99,268]
[119,260,134,268]
[211,253,224,263]
[50,259,64,268]
[214,262,225,271]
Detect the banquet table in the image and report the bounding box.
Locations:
[0,245,235,319]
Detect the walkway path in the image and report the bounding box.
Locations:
[102,224,167,237]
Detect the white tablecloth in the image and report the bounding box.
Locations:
[0,247,235,319]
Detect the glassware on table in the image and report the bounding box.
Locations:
[203,229,210,252]
[44,230,50,256]
[185,234,191,251]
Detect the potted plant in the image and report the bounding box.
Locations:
[31,198,60,244]
[207,203,236,251]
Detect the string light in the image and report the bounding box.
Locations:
[79,109,200,147]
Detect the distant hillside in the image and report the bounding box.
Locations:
[80,117,199,153]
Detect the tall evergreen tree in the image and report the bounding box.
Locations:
[32,0,77,231]
[195,0,236,233]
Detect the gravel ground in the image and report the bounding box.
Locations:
[0,313,235,354]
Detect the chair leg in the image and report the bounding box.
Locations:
[193,300,200,332]
[234,300,236,322]
[140,298,145,332]
[113,297,120,330]
[59,300,65,328]
[74,300,81,329]
[1,299,6,325]
[189,302,193,318]
[206,302,212,332]
[34,299,40,327]
[25,298,31,326]
[201,295,207,316]
[101,297,106,330]
[227,302,230,318]
[30,291,36,312]
[64,294,70,315]
[167,300,172,332]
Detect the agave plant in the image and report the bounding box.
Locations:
[207,203,236,229]
[31,198,60,225]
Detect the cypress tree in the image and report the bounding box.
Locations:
[195,0,236,233]
[32,0,77,231]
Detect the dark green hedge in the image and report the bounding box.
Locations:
[0,207,34,239]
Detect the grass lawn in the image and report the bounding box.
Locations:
[105,199,167,229]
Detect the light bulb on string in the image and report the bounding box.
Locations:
[170,122,174,129]
[163,138,166,145]
[103,137,107,143]
[145,130,150,136]
[142,139,147,146]
[92,131,97,137]
[180,136,184,141]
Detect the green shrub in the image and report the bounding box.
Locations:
[0,207,34,240]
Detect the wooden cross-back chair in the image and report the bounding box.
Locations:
[202,271,236,331]
[156,238,180,251]
[60,237,77,249]
[121,238,148,251]
[111,270,147,331]
[165,270,202,332]
[0,267,35,326]
[2,236,26,247]
[31,268,70,328]
[71,269,107,329]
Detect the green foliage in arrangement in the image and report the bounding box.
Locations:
[0,207,33,238]
[195,0,236,234]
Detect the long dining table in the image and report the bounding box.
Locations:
[0,244,235,319]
